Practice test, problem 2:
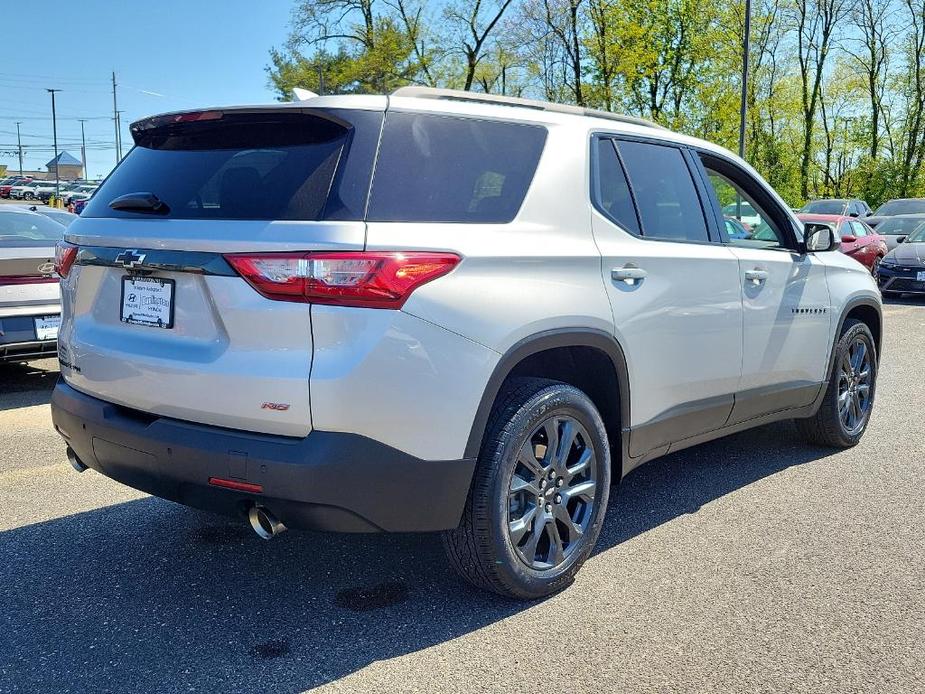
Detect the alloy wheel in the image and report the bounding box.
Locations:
[838,337,873,435]
[507,415,597,570]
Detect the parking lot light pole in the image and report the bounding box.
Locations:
[15,121,24,176]
[47,88,61,200]
[78,119,88,181]
[738,0,752,160]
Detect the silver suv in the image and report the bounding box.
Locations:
[51,88,882,599]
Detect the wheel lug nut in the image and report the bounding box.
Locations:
[554,494,562,504]
[548,470,555,480]
[545,503,551,512]
[539,479,546,489]
[556,478,563,487]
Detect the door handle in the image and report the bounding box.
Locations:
[744,268,769,284]
[611,265,648,283]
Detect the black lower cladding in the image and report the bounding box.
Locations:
[51,382,476,533]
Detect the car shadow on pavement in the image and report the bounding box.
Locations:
[1,421,836,692]
[0,359,58,411]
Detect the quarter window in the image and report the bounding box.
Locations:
[367,113,547,223]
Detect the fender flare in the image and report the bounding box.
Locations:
[813,296,882,413]
[463,328,631,460]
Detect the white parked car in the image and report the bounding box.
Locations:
[0,206,64,362]
[9,181,43,200]
[51,88,882,599]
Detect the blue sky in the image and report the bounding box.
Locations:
[0,0,292,179]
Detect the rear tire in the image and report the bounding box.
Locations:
[794,319,877,448]
[443,378,611,599]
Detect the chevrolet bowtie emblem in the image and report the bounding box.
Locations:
[115,249,147,269]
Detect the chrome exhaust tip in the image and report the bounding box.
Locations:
[66,447,88,473]
[248,505,286,540]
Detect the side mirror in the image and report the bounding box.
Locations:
[849,211,859,217]
[841,234,857,243]
[804,223,839,252]
[896,236,907,244]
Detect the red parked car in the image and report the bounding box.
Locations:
[0,176,33,199]
[797,213,887,274]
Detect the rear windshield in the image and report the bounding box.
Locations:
[0,210,64,247]
[874,199,925,216]
[877,217,925,235]
[801,200,846,214]
[82,109,382,221]
[367,112,547,223]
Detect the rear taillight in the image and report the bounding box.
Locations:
[224,251,460,309]
[54,241,78,278]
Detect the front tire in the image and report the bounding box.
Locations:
[443,378,611,599]
[794,319,877,447]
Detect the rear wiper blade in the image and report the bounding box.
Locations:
[109,192,170,215]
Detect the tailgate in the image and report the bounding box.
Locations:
[58,105,381,437]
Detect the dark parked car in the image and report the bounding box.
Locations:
[873,214,925,251]
[878,223,925,296]
[865,198,925,229]
[800,198,872,217]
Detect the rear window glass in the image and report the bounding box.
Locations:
[801,200,847,214]
[0,210,64,247]
[874,200,925,216]
[367,112,547,223]
[877,217,925,234]
[82,109,381,221]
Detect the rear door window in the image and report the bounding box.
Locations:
[616,140,709,242]
[591,137,640,234]
[367,112,547,223]
[82,109,382,221]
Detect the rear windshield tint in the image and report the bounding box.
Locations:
[367,112,547,223]
[801,200,846,214]
[82,109,381,221]
[874,200,925,216]
[877,217,925,234]
[0,210,64,247]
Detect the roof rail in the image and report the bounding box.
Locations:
[391,86,666,130]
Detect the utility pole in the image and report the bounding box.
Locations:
[15,122,23,176]
[737,0,752,160]
[47,88,61,199]
[78,119,88,181]
[116,111,124,159]
[112,71,120,165]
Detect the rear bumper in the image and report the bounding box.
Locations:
[51,381,476,533]
[0,311,60,362]
[0,339,57,362]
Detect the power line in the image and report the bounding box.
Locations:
[0,114,111,121]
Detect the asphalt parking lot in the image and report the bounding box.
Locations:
[2,300,924,694]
